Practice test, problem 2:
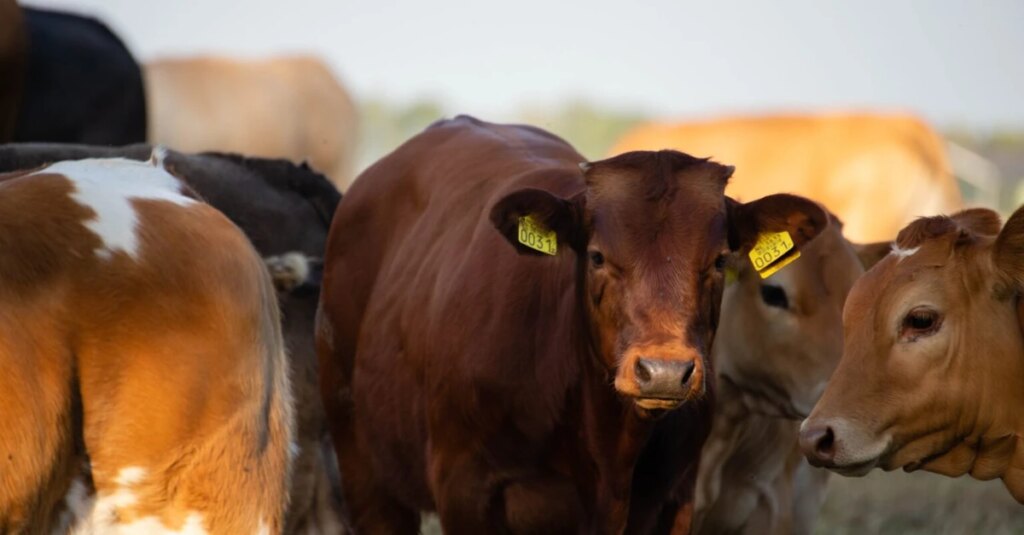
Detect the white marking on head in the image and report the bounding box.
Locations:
[890,243,919,260]
[32,158,195,260]
[289,441,301,461]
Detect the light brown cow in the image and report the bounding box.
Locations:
[610,112,961,243]
[694,217,888,534]
[801,207,1024,504]
[0,155,294,532]
[144,55,358,190]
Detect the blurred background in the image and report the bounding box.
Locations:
[19,0,1024,531]
[26,0,1024,215]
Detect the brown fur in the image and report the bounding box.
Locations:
[0,165,293,532]
[0,143,346,534]
[610,112,961,243]
[802,206,1024,504]
[317,115,827,533]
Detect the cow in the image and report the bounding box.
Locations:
[800,207,1024,504]
[316,115,829,533]
[144,55,359,191]
[609,112,961,243]
[2,6,146,145]
[0,0,26,140]
[693,216,889,535]
[0,153,292,533]
[0,143,346,534]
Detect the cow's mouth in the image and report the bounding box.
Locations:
[634,397,685,411]
[830,458,879,477]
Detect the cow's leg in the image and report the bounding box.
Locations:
[431,450,583,534]
[332,416,420,534]
[70,235,294,534]
[0,324,78,533]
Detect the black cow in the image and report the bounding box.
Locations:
[5,8,146,145]
[0,143,345,534]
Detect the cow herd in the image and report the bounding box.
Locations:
[0,3,1021,535]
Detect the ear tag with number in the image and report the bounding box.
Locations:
[518,215,557,255]
[748,231,800,279]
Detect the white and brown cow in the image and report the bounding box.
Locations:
[0,153,293,533]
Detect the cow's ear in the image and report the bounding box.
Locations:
[727,194,829,254]
[851,241,892,271]
[993,205,1024,291]
[489,188,584,256]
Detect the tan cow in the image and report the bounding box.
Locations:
[694,216,889,534]
[610,112,961,243]
[801,207,1024,504]
[144,55,358,190]
[0,154,294,532]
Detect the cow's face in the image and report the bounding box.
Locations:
[801,208,1024,477]
[715,221,870,419]
[491,151,827,412]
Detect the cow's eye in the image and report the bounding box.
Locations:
[714,254,727,271]
[900,307,942,341]
[760,284,788,309]
[589,250,605,268]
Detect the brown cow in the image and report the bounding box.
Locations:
[316,115,828,533]
[609,112,961,243]
[694,218,888,534]
[144,55,358,190]
[0,155,293,532]
[0,143,346,534]
[800,207,1024,504]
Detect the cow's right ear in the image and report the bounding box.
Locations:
[851,241,893,271]
[489,188,584,256]
[726,194,829,254]
[994,204,1024,291]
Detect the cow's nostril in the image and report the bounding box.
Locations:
[815,426,835,456]
[635,359,653,384]
[679,361,695,387]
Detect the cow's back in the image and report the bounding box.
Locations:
[13,8,146,145]
[611,113,960,242]
[145,56,358,190]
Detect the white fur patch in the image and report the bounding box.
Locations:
[65,466,209,534]
[890,243,919,260]
[32,157,195,261]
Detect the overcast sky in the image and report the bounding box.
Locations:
[26,0,1024,130]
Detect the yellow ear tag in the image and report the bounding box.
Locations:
[518,215,557,255]
[748,230,800,279]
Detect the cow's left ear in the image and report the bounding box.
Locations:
[993,204,1024,291]
[727,194,829,254]
[489,188,584,256]
[851,241,892,271]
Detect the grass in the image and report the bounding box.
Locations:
[419,471,1023,533]
[815,470,1024,534]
